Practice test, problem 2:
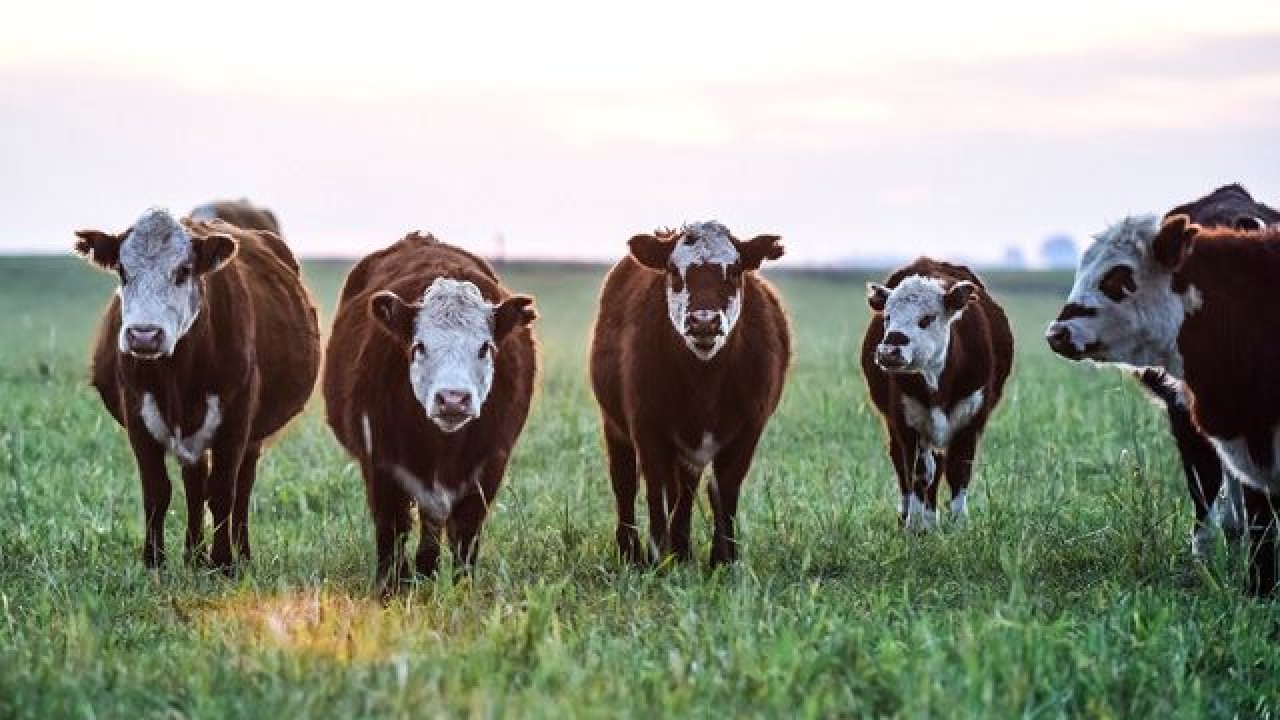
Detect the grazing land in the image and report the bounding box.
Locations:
[0,257,1275,718]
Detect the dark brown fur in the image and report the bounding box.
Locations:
[323,233,536,593]
[589,251,791,565]
[85,219,320,569]
[1156,217,1280,595]
[861,258,1013,522]
[192,199,282,237]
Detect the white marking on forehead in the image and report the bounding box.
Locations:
[669,221,739,271]
[416,277,491,332]
[1070,214,1160,299]
[121,208,192,262]
[883,275,946,314]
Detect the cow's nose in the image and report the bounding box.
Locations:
[876,345,907,369]
[1045,323,1073,355]
[434,390,473,416]
[125,324,165,353]
[686,310,722,337]
[883,331,909,347]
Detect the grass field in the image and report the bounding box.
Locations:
[0,256,1276,719]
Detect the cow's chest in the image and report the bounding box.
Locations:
[673,430,722,473]
[1210,427,1280,494]
[139,392,223,465]
[900,389,984,449]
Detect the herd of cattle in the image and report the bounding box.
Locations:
[71,184,1279,598]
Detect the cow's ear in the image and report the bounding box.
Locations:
[370,291,417,345]
[1153,214,1198,271]
[736,234,785,270]
[74,229,123,270]
[866,283,891,313]
[1234,216,1267,232]
[493,294,537,344]
[193,233,239,275]
[628,234,675,270]
[944,281,978,317]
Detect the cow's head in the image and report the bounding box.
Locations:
[75,208,238,359]
[371,277,536,433]
[629,221,783,361]
[867,275,977,384]
[1046,214,1198,372]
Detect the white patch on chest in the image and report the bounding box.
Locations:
[901,389,984,449]
[1209,431,1280,495]
[391,465,457,523]
[677,432,719,474]
[139,392,222,466]
[361,413,374,458]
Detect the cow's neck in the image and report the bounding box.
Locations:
[122,304,217,406]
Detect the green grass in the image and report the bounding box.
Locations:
[0,257,1275,719]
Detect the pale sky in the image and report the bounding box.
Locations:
[2,1,1278,264]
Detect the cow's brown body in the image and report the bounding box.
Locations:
[589,253,791,565]
[324,234,537,590]
[190,199,282,237]
[1156,219,1280,594]
[861,258,1013,524]
[89,219,320,568]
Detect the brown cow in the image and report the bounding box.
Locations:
[75,208,320,569]
[189,199,282,236]
[1046,214,1279,595]
[590,221,790,566]
[862,258,1013,530]
[324,232,537,595]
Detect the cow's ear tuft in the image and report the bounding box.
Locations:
[370,291,417,346]
[194,233,239,275]
[628,234,675,270]
[74,230,123,270]
[1153,214,1198,271]
[866,283,891,313]
[944,281,978,317]
[493,294,537,344]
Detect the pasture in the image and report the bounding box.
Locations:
[0,256,1276,718]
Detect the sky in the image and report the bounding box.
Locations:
[2,1,1278,265]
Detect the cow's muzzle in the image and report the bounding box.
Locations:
[124,324,166,358]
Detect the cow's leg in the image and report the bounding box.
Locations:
[127,426,171,568]
[1242,486,1277,598]
[907,439,938,532]
[181,455,209,566]
[415,505,443,578]
[636,440,677,563]
[1172,417,1223,558]
[708,428,763,566]
[208,417,250,573]
[446,461,505,577]
[888,435,912,526]
[944,426,982,523]
[231,441,261,562]
[1216,470,1247,547]
[605,430,645,564]
[370,466,412,597]
[668,462,699,564]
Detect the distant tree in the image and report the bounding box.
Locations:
[1001,245,1027,269]
[1040,234,1079,269]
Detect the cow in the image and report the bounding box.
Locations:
[189,199,282,236]
[323,232,537,596]
[75,207,320,570]
[1047,184,1278,558]
[861,258,1013,530]
[589,221,790,566]
[1045,211,1280,596]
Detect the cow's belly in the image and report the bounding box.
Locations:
[1210,430,1280,495]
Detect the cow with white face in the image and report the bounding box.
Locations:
[370,277,529,433]
[861,258,1013,531]
[79,209,237,359]
[324,232,538,596]
[628,221,784,361]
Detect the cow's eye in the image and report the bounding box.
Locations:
[173,266,192,286]
[411,341,426,359]
[1099,265,1136,302]
[478,341,495,360]
[118,268,129,286]
[918,315,935,329]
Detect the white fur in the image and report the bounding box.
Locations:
[390,465,456,523]
[950,489,968,519]
[679,432,719,474]
[664,221,743,361]
[116,208,204,358]
[904,493,936,531]
[139,392,222,466]
[873,275,970,391]
[407,277,499,433]
[1210,433,1280,495]
[1052,214,1191,375]
[361,413,373,458]
[901,389,984,450]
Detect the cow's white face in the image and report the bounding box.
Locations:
[867,275,977,389]
[629,221,784,361]
[1046,214,1198,374]
[75,209,237,359]
[372,277,535,433]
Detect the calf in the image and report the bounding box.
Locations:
[590,221,790,565]
[323,233,537,595]
[189,199,282,236]
[1046,213,1279,596]
[862,259,1013,530]
[76,208,320,569]
[1047,184,1277,556]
